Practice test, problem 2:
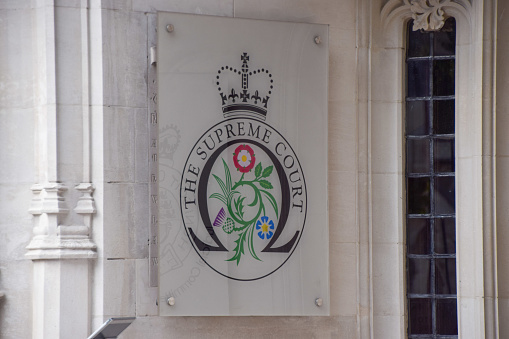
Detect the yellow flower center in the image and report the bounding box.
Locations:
[241,155,247,162]
[262,223,269,233]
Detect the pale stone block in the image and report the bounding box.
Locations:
[54,5,84,106]
[101,0,133,10]
[358,242,370,310]
[357,175,369,244]
[234,0,356,29]
[458,297,485,339]
[370,48,404,103]
[371,173,404,244]
[456,157,483,298]
[0,0,30,9]
[372,315,405,339]
[329,101,357,140]
[120,315,357,339]
[0,9,34,109]
[496,104,509,156]
[456,120,482,159]
[499,298,509,338]
[135,107,149,183]
[496,157,509,295]
[103,183,149,259]
[0,261,32,339]
[132,183,149,258]
[133,0,233,16]
[330,243,358,316]
[0,186,33,261]
[103,259,136,317]
[54,0,84,7]
[135,259,158,316]
[329,29,357,103]
[0,108,35,184]
[370,102,403,175]
[102,9,147,108]
[372,243,405,317]
[329,170,358,244]
[357,101,369,173]
[328,101,358,172]
[103,106,136,183]
[371,12,405,51]
[56,104,84,182]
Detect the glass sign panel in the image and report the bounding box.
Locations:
[157,12,329,316]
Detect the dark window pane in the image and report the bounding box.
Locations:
[407,101,430,135]
[434,176,455,214]
[409,298,432,334]
[434,18,456,56]
[407,139,430,173]
[408,60,431,97]
[408,258,431,294]
[434,138,455,172]
[434,100,455,134]
[408,177,431,214]
[407,218,431,254]
[433,60,455,96]
[436,299,458,335]
[435,218,456,254]
[436,259,457,294]
[408,24,430,57]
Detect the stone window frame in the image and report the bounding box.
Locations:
[368,1,489,337]
[404,17,458,337]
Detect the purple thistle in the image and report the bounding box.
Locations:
[213,207,226,227]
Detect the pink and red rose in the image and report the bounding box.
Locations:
[233,144,256,173]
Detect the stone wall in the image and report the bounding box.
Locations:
[0,0,503,338]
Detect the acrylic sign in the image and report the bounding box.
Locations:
[157,12,329,316]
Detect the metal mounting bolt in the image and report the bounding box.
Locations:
[166,24,174,33]
[315,298,323,307]
[314,36,322,45]
[167,297,175,306]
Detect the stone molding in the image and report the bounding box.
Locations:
[26,183,97,260]
[381,0,472,31]
[374,0,489,337]
[28,183,68,215]
[75,183,97,215]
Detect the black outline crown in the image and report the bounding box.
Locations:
[217,53,273,121]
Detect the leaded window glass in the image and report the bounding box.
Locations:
[405,18,458,338]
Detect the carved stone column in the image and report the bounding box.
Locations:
[26,1,97,338]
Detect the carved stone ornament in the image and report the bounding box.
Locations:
[410,0,449,31]
[26,183,97,260]
[381,0,471,32]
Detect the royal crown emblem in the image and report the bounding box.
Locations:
[216,53,273,120]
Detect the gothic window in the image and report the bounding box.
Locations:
[405,18,458,337]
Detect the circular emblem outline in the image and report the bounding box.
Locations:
[180,117,308,281]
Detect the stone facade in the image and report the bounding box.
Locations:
[0,0,506,338]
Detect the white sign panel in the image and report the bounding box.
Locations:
[157,12,328,316]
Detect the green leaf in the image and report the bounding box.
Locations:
[212,174,228,197]
[226,230,248,265]
[209,193,227,205]
[247,226,261,261]
[261,190,279,218]
[254,162,262,177]
[222,159,232,192]
[261,165,273,178]
[248,190,259,206]
[234,196,245,218]
[258,180,273,189]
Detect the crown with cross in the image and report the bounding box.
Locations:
[216,53,273,121]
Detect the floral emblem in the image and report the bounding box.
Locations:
[256,216,274,240]
[233,144,256,173]
[209,145,278,265]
